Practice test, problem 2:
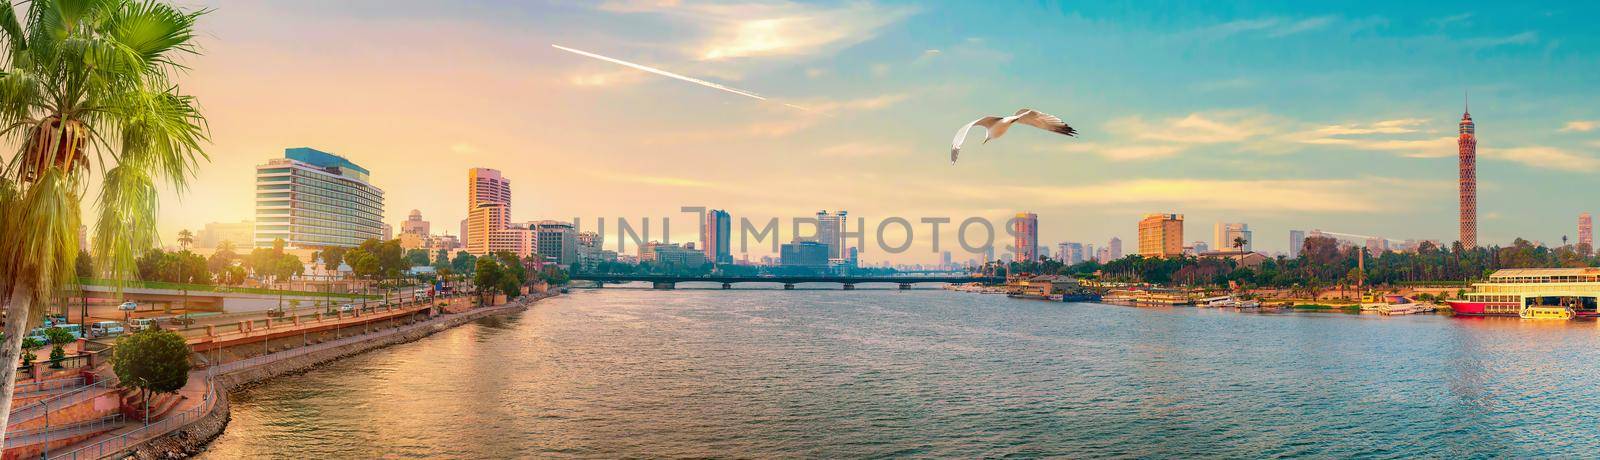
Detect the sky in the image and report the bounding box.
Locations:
[153,0,1600,263]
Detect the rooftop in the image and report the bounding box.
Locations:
[1488,268,1600,279]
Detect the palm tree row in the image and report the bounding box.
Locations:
[0,0,208,442]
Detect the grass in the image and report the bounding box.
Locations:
[77,278,376,299]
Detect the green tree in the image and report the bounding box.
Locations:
[76,249,94,278]
[405,248,430,267]
[176,229,194,251]
[451,251,477,274]
[474,257,503,304]
[18,337,42,368]
[43,327,73,369]
[110,329,192,419]
[206,241,238,273]
[318,246,345,272]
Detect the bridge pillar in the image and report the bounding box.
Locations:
[722,283,733,290]
[784,283,795,290]
[653,281,676,290]
[842,284,855,290]
[898,283,912,290]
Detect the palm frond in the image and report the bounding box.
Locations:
[91,159,157,294]
[0,167,80,324]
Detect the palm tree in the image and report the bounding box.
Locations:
[176,229,194,250]
[0,0,207,439]
[1232,236,1247,254]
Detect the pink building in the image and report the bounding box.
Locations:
[1013,212,1038,263]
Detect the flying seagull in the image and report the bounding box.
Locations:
[950,108,1077,164]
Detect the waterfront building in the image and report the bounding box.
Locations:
[402,209,430,236]
[1014,212,1038,263]
[466,168,511,250]
[1214,222,1252,252]
[641,242,707,267]
[1458,101,1477,248]
[254,147,385,249]
[1449,268,1600,317]
[197,220,254,249]
[1581,213,1593,254]
[702,209,733,265]
[781,241,831,267]
[485,225,533,258]
[1108,237,1122,260]
[1289,230,1306,258]
[815,210,848,260]
[532,220,578,265]
[466,203,511,255]
[1138,214,1184,258]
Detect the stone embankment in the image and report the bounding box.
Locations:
[122,293,552,459]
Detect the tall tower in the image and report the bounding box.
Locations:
[1013,212,1038,262]
[1580,212,1593,254]
[1457,97,1477,248]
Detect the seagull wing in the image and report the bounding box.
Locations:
[1014,108,1078,137]
[951,116,1003,164]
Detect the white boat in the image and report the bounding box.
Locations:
[1378,303,1420,315]
[1235,300,1261,309]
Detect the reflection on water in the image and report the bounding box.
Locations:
[199,289,1600,458]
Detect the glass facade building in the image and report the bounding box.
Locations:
[255,147,385,248]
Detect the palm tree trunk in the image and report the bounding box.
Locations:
[0,285,37,442]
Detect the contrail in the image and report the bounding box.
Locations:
[552,44,811,112]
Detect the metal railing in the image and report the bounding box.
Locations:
[46,375,217,460]
[9,377,118,423]
[13,376,86,396]
[4,414,125,447]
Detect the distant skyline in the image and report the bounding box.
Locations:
[142,1,1600,263]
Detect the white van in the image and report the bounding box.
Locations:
[129,318,156,332]
[90,321,125,337]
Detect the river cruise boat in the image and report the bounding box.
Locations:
[1448,268,1600,318]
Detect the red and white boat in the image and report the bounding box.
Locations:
[1448,268,1600,318]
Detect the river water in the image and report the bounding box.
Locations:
[197,287,1600,458]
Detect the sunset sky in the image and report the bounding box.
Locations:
[155,0,1600,263]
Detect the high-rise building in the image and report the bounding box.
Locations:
[1458,100,1477,248]
[1137,213,1184,258]
[1214,222,1252,253]
[466,203,510,255]
[1058,242,1084,265]
[941,251,953,268]
[702,210,732,265]
[815,210,848,260]
[780,241,831,267]
[1108,237,1123,260]
[1289,230,1307,258]
[382,223,393,241]
[197,221,254,249]
[254,147,384,248]
[1013,212,1039,262]
[1580,213,1594,253]
[532,220,578,265]
[466,168,511,250]
[401,209,430,236]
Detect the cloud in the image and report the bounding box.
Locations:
[817,141,908,158]
[1429,13,1473,29]
[1482,146,1600,172]
[1047,143,1185,161]
[1107,111,1280,144]
[948,178,1442,213]
[598,172,718,188]
[1307,118,1428,136]
[1181,16,1338,41]
[1466,31,1538,48]
[450,143,480,155]
[791,93,908,113]
[601,1,915,61]
[566,69,649,87]
[1560,120,1598,132]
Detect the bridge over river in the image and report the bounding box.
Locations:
[569,274,1002,290]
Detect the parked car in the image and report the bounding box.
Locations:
[90,321,125,337]
[118,301,138,311]
[339,304,356,313]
